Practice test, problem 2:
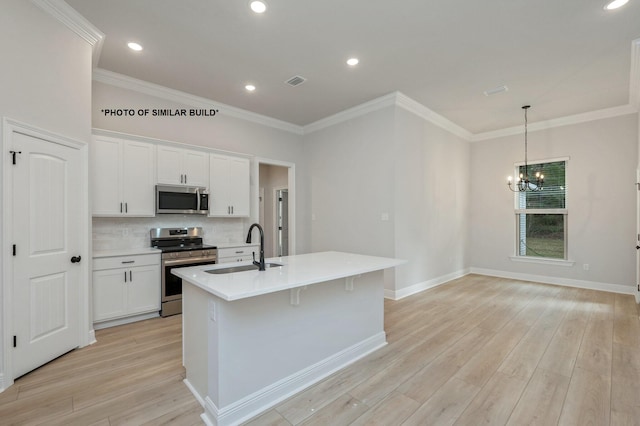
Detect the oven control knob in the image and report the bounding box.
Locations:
[189,251,194,257]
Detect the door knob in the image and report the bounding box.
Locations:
[70,255,82,263]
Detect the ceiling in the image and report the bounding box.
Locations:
[65,0,640,134]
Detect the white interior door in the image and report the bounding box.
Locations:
[11,131,82,378]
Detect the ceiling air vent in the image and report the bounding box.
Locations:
[285,75,306,87]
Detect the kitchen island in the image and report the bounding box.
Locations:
[172,251,405,426]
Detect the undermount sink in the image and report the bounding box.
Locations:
[205,263,283,274]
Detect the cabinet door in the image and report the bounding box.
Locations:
[122,141,156,216]
[157,146,185,185]
[209,154,231,215]
[92,137,122,215]
[183,150,209,187]
[227,157,250,217]
[127,265,161,315]
[93,269,127,321]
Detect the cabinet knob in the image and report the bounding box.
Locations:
[70,255,82,263]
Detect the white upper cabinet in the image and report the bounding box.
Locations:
[157,146,209,187]
[92,136,156,216]
[209,154,250,217]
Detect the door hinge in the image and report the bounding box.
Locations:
[13,335,17,348]
[12,244,16,256]
[9,150,22,165]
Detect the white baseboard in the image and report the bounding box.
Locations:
[470,267,636,295]
[87,329,96,346]
[0,373,5,393]
[385,268,470,300]
[191,332,387,426]
[93,311,159,330]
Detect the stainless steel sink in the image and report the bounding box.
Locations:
[205,263,283,274]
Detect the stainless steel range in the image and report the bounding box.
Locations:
[150,227,217,317]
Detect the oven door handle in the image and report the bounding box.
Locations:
[163,256,217,267]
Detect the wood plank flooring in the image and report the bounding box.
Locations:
[1,274,638,425]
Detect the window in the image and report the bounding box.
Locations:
[514,159,567,260]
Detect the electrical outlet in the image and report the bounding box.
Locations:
[583,264,589,271]
[381,213,389,221]
[122,228,129,237]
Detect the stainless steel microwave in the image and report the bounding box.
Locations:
[156,184,209,215]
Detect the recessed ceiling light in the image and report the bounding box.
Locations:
[250,1,267,13]
[346,58,359,66]
[604,0,629,10]
[245,84,256,92]
[127,42,143,51]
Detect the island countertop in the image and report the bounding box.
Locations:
[172,251,405,301]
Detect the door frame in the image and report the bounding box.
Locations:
[253,158,296,256]
[1,118,91,390]
[637,168,640,304]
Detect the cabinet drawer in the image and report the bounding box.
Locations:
[218,255,255,264]
[217,246,258,259]
[93,253,160,271]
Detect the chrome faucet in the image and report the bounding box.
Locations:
[246,223,265,271]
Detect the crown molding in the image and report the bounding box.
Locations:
[471,103,638,142]
[302,93,398,134]
[303,91,473,140]
[31,0,104,68]
[393,92,473,140]
[92,68,304,135]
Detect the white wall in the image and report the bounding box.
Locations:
[393,108,470,295]
[0,2,92,142]
[91,82,310,254]
[0,0,93,388]
[470,113,638,292]
[305,106,396,259]
[305,105,471,296]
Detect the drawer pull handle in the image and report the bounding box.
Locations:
[121,261,135,264]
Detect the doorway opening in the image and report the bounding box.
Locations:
[256,161,294,258]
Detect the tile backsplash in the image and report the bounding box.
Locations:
[92,216,247,251]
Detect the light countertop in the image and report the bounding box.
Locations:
[213,242,259,249]
[93,247,162,258]
[172,251,405,301]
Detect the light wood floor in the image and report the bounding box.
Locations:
[1,275,639,425]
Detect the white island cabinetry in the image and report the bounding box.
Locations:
[174,251,405,426]
[157,145,209,187]
[209,154,250,217]
[216,244,259,263]
[92,250,161,329]
[92,135,156,216]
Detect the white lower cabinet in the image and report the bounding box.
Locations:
[93,253,160,327]
[217,245,260,263]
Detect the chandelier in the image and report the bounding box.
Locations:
[507,105,544,192]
